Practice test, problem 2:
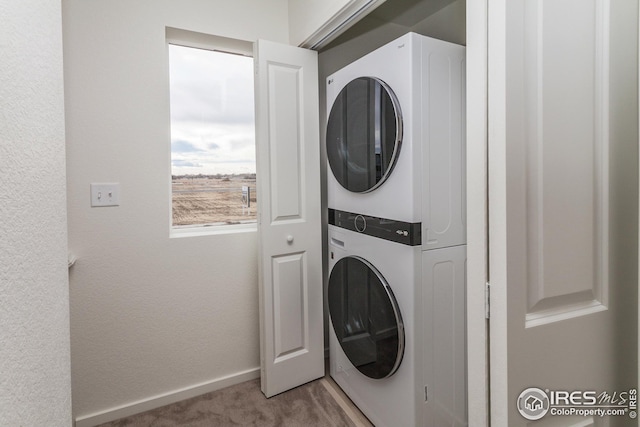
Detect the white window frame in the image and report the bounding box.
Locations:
[166,27,257,238]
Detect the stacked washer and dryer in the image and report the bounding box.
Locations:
[325,33,467,427]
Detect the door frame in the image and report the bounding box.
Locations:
[466,0,490,426]
[305,2,492,424]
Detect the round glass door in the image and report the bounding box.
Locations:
[326,77,403,193]
[328,256,404,379]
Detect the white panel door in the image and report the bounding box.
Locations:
[254,39,324,398]
[489,0,637,425]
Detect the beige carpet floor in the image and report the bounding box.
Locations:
[97,378,361,427]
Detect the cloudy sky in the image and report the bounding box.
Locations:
[169,44,255,175]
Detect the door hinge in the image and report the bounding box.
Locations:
[485,281,490,319]
[424,385,428,402]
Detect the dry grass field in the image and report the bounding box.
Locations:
[172,176,257,226]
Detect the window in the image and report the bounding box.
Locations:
[168,30,256,232]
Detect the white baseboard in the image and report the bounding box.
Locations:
[74,367,260,427]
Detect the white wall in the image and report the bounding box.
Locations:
[288,0,391,47]
[63,0,289,422]
[0,1,72,426]
[289,0,351,45]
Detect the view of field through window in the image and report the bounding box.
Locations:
[172,174,257,227]
[169,43,257,227]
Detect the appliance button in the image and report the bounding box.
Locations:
[354,215,367,233]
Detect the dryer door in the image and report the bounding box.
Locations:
[328,256,404,379]
[326,77,402,193]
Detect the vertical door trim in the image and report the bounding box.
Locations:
[467,0,490,426]
[487,0,510,425]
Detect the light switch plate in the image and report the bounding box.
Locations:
[91,183,120,207]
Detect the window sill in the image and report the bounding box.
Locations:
[170,222,257,238]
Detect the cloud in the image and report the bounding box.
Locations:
[172,140,203,153]
[172,159,202,168]
[168,44,256,176]
[228,137,254,151]
[168,44,255,125]
[209,159,254,164]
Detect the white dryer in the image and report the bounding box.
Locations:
[327,225,466,427]
[326,32,466,251]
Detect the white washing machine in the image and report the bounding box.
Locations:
[327,225,466,427]
[326,32,468,427]
[326,32,466,251]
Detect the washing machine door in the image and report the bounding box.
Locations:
[328,256,404,379]
[326,77,402,193]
